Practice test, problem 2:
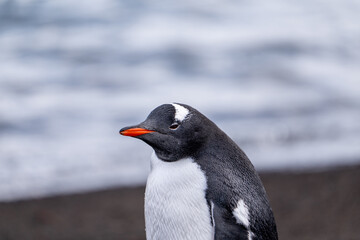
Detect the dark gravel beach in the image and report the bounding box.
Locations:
[1,164,359,240]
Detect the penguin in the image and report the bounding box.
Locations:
[119,103,278,240]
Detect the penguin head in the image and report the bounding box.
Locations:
[120,103,211,162]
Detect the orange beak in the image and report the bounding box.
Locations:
[119,128,155,137]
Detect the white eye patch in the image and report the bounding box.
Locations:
[172,103,189,122]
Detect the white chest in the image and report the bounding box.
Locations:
[145,152,213,240]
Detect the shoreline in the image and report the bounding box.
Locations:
[1,165,359,240]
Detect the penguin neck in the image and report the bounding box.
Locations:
[203,125,241,155]
[194,125,256,175]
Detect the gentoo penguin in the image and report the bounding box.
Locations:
[120,103,278,240]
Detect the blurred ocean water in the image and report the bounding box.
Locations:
[0,0,360,200]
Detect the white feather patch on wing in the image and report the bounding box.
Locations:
[233,199,254,240]
[233,199,250,227]
[172,103,189,122]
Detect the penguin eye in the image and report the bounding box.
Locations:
[169,123,179,130]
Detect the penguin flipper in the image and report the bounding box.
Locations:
[211,201,251,240]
